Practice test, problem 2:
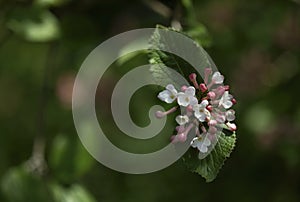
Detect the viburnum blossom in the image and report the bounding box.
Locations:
[156,68,237,159]
[158,84,178,103]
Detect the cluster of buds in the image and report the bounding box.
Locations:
[155,68,237,158]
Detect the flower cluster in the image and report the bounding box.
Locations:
[156,68,237,158]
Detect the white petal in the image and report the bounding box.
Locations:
[212,72,224,84]
[175,115,189,125]
[199,145,208,153]
[226,109,236,121]
[166,84,177,94]
[203,137,211,146]
[177,95,189,107]
[189,96,198,106]
[190,137,199,148]
[185,86,196,96]
[223,100,233,109]
[199,100,209,107]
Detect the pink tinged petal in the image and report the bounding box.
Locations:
[212,72,224,84]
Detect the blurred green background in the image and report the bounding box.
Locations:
[1,0,300,201]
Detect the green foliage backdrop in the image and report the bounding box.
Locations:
[0,0,300,201]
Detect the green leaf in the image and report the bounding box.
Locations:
[183,133,236,182]
[50,183,97,202]
[148,25,214,89]
[1,166,54,202]
[7,7,60,42]
[49,134,94,183]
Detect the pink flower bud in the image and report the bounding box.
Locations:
[224,85,230,91]
[181,85,187,92]
[189,73,197,81]
[155,111,165,118]
[189,73,199,88]
[207,91,216,99]
[171,133,187,143]
[204,68,212,76]
[186,105,193,112]
[199,83,208,92]
[204,68,212,84]
[176,126,185,133]
[208,126,217,134]
[206,105,213,111]
[232,98,237,105]
[226,122,237,131]
[208,119,217,126]
[215,86,225,97]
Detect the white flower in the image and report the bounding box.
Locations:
[193,100,210,122]
[191,135,211,153]
[212,72,224,84]
[177,86,198,107]
[226,109,235,122]
[219,91,233,109]
[158,84,178,103]
[175,115,189,125]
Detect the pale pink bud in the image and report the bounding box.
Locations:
[181,85,188,92]
[171,133,187,143]
[215,86,225,97]
[208,126,217,134]
[224,85,230,91]
[199,83,208,92]
[189,73,197,81]
[226,122,237,131]
[207,91,216,99]
[189,73,199,88]
[176,126,185,133]
[155,111,165,118]
[208,119,217,126]
[204,68,212,84]
[186,105,193,112]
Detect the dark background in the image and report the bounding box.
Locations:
[1,0,300,201]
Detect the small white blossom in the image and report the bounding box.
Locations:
[191,135,211,153]
[158,84,178,103]
[226,109,235,122]
[175,115,189,125]
[219,91,233,109]
[193,100,210,122]
[177,86,198,107]
[212,72,224,84]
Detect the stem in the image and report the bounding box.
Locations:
[27,42,57,175]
